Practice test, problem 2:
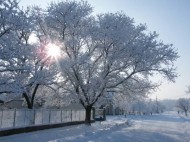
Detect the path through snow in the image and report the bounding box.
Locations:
[0,111,190,142]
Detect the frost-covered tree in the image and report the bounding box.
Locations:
[20,7,60,109]
[147,99,165,114]
[101,80,156,115]
[43,0,178,124]
[0,0,24,94]
[176,98,190,116]
[132,100,148,114]
[0,1,59,109]
[24,85,63,109]
[0,0,36,96]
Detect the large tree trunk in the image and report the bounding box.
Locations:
[185,110,188,116]
[22,84,40,109]
[85,105,92,125]
[23,92,33,109]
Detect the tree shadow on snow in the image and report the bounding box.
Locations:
[48,127,181,142]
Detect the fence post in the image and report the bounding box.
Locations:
[73,110,75,121]
[92,107,95,120]
[13,109,16,127]
[79,110,80,121]
[49,109,51,124]
[42,109,43,124]
[103,108,106,121]
[71,110,72,122]
[64,110,66,122]
[33,109,36,125]
[24,109,26,126]
[75,110,76,121]
[0,110,3,128]
[61,110,63,123]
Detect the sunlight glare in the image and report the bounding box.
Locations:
[46,43,61,58]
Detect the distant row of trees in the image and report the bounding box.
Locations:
[110,93,165,115]
[0,0,178,124]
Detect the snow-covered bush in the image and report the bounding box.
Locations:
[176,98,190,116]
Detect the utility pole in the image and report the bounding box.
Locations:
[156,96,159,113]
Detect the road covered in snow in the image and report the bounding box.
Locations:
[0,112,190,142]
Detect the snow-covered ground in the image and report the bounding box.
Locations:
[0,111,190,142]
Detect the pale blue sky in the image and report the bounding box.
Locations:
[20,0,190,100]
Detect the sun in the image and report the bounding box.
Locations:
[46,43,61,58]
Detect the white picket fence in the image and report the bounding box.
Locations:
[0,109,87,129]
